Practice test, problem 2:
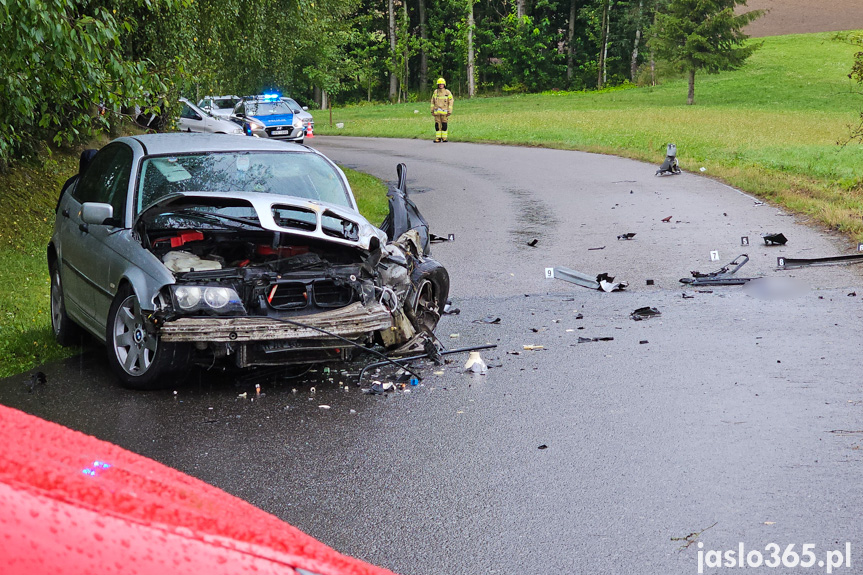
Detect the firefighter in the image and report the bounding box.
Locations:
[430,77,454,142]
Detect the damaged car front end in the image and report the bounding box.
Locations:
[48,134,448,388]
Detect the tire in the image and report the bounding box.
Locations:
[49,259,83,346]
[406,259,450,334]
[105,285,186,390]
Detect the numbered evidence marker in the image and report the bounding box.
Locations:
[448,234,455,241]
[710,250,720,262]
[741,236,749,246]
[545,267,555,279]
[858,243,863,252]
[777,257,785,268]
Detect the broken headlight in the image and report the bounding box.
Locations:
[171,285,245,314]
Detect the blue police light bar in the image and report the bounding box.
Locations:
[262,93,281,101]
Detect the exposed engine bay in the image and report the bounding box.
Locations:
[134,164,449,369]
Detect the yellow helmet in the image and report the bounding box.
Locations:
[436,78,446,86]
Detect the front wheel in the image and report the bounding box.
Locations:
[49,259,82,346]
[106,286,185,389]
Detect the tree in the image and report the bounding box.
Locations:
[649,0,762,104]
[844,34,863,144]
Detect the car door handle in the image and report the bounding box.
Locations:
[79,223,89,233]
[62,209,70,218]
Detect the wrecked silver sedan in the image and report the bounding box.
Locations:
[49,133,448,388]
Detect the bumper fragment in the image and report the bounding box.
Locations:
[160,302,394,342]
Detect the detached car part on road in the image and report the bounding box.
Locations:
[49,133,449,389]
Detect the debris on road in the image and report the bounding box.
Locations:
[473,316,501,324]
[362,381,395,395]
[443,299,461,315]
[655,143,681,176]
[553,267,628,292]
[646,279,655,285]
[661,215,673,222]
[464,351,488,374]
[639,340,649,344]
[576,336,614,343]
[588,246,606,251]
[762,232,788,245]
[523,345,544,351]
[631,307,661,321]
[527,238,539,247]
[538,444,548,450]
[776,253,863,269]
[617,233,636,240]
[680,254,760,286]
[682,293,694,299]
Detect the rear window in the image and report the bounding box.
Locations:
[136,152,352,212]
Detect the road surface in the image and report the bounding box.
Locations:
[2,137,862,574]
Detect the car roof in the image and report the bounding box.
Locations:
[117,133,312,156]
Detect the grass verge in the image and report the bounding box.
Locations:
[317,31,863,240]
[0,149,391,378]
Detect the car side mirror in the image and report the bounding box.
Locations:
[302,106,309,111]
[81,202,114,226]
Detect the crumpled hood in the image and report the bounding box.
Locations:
[136,191,387,251]
[249,114,294,127]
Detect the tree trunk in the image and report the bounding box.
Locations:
[314,86,322,108]
[419,0,428,89]
[467,0,475,97]
[402,0,409,102]
[630,0,643,82]
[517,0,525,18]
[687,69,695,105]
[566,0,577,84]
[388,0,397,101]
[596,0,609,89]
[321,89,328,115]
[602,4,610,86]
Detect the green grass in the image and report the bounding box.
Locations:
[318,31,863,238]
[0,152,391,378]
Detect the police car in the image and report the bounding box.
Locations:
[231,94,305,143]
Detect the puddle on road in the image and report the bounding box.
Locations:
[504,187,559,247]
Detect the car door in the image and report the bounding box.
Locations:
[177,102,205,132]
[61,143,133,335]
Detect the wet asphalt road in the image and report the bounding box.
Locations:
[3,137,863,574]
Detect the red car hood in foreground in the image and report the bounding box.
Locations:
[0,405,397,575]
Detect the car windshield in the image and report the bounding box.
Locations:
[214,98,239,109]
[137,152,352,212]
[243,101,292,116]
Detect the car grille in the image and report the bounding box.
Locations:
[265,126,293,137]
[312,280,355,308]
[269,282,308,309]
[268,280,355,310]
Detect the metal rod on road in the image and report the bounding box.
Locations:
[357,343,498,385]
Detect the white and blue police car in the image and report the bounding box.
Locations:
[231,94,305,143]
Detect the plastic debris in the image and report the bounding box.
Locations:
[617,233,636,240]
[237,392,247,399]
[449,333,460,338]
[523,345,544,351]
[473,316,502,324]
[639,340,649,344]
[681,254,759,286]
[588,246,605,251]
[318,405,331,410]
[576,336,614,343]
[410,377,420,386]
[646,279,655,285]
[464,351,488,374]
[362,381,396,395]
[661,215,673,222]
[538,444,548,450]
[527,238,538,247]
[554,267,627,292]
[631,307,661,321]
[762,232,788,246]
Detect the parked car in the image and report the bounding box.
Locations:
[49,133,449,389]
[232,94,305,143]
[0,404,399,575]
[281,96,315,133]
[176,97,244,135]
[197,95,242,117]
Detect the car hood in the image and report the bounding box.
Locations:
[136,191,386,251]
[248,114,294,126]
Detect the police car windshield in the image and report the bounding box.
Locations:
[243,101,292,116]
[214,98,239,109]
